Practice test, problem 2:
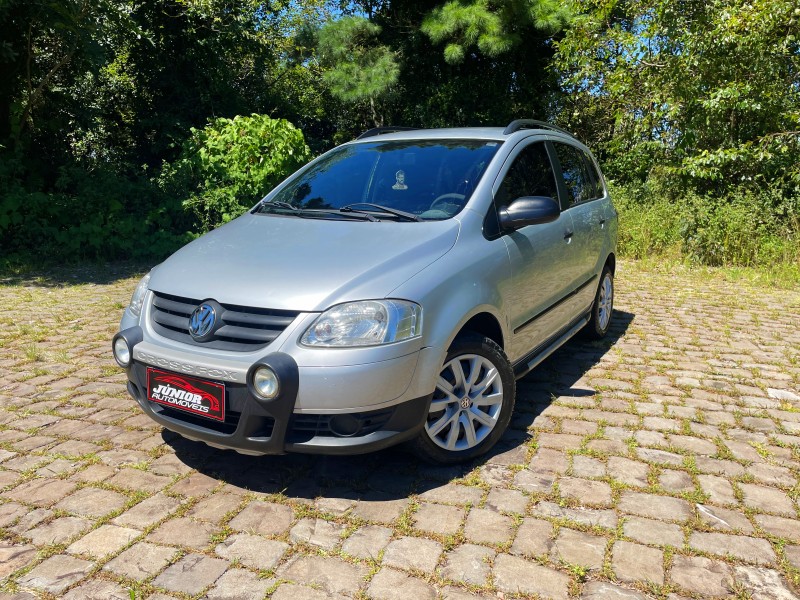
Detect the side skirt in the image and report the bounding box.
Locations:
[512,313,591,380]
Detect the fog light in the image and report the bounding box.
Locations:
[113,337,131,367]
[253,366,280,400]
[329,414,361,437]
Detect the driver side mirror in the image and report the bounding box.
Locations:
[498,196,560,231]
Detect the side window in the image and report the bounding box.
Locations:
[554,143,598,207]
[583,152,605,199]
[494,142,559,212]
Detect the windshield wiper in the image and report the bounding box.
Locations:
[258,200,298,211]
[258,201,376,221]
[340,203,423,222]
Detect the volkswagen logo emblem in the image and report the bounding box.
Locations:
[189,303,216,339]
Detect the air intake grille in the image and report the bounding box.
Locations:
[150,291,299,351]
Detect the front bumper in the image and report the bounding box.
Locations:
[117,328,431,456]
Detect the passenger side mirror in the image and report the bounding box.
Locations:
[498,196,560,231]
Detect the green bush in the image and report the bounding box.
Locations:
[612,180,800,268]
[0,154,188,262]
[161,114,311,232]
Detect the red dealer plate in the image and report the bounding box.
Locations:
[146,368,225,422]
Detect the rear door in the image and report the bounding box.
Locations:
[550,141,607,309]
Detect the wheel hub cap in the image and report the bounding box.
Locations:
[425,353,504,451]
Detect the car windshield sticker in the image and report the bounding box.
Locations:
[392,170,408,190]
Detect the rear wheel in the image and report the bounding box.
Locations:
[585,266,614,339]
[410,333,515,464]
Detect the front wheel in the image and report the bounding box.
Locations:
[585,266,614,339]
[410,333,515,464]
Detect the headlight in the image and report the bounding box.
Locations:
[300,300,422,347]
[128,272,151,317]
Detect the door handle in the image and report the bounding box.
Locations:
[563,230,574,240]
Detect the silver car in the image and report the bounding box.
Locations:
[112,120,617,464]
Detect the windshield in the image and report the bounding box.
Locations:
[256,139,500,220]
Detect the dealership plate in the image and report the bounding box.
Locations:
[147,368,225,422]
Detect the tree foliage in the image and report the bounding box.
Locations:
[555,0,800,192]
[164,114,311,231]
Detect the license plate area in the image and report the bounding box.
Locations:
[147,368,225,422]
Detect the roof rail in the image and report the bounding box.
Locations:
[356,126,420,140]
[503,119,572,136]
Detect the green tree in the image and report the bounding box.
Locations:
[316,16,399,127]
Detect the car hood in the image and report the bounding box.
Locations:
[149,213,460,312]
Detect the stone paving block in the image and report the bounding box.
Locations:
[228,500,293,536]
[552,528,606,570]
[24,516,91,546]
[572,455,605,478]
[271,583,347,600]
[112,492,182,529]
[69,463,115,483]
[749,462,797,488]
[668,434,717,456]
[690,531,776,565]
[412,502,465,536]
[152,553,229,595]
[636,448,684,466]
[463,507,515,545]
[612,540,664,585]
[697,504,754,533]
[583,582,653,599]
[3,477,77,507]
[147,516,217,549]
[533,500,618,529]
[529,448,569,474]
[659,469,694,493]
[733,565,799,600]
[206,569,275,600]
[67,523,140,558]
[17,554,93,595]
[103,541,176,580]
[441,544,495,586]
[697,474,738,505]
[622,516,683,547]
[8,508,52,535]
[559,476,613,507]
[185,491,242,523]
[739,483,796,516]
[509,517,553,557]
[0,502,27,528]
[289,517,347,550]
[514,469,555,493]
[60,579,130,600]
[368,567,437,600]
[341,525,393,560]
[617,491,693,522]
[0,543,37,579]
[169,472,219,496]
[607,456,650,487]
[670,555,733,597]
[215,532,288,570]
[383,536,443,574]
[349,495,409,524]
[419,483,484,506]
[278,555,368,596]
[493,554,570,600]
[55,486,128,518]
[754,513,800,541]
[485,487,528,515]
[106,468,171,493]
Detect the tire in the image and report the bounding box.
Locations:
[585,266,614,339]
[409,332,515,464]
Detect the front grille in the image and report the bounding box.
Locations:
[150,292,299,352]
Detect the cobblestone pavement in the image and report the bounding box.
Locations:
[1,261,800,600]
